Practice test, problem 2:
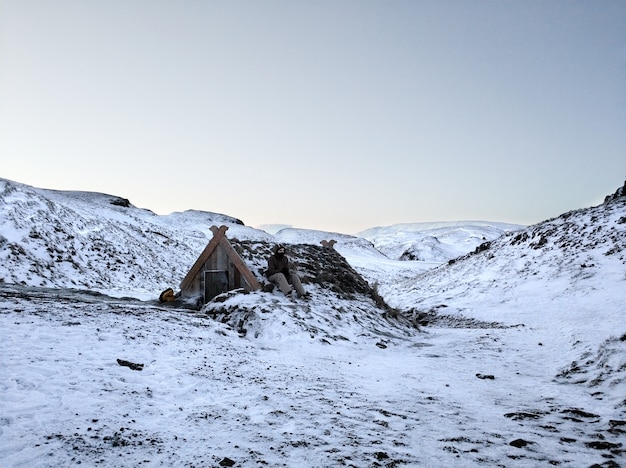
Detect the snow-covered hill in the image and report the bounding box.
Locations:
[1,177,625,467]
[0,178,271,296]
[358,220,523,262]
[390,191,626,387]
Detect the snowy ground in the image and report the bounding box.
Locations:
[1,283,623,468]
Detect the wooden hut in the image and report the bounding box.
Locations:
[179,225,261,304]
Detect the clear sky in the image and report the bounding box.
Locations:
[1,0,624,234]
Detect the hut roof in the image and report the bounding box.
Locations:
[179,225,261,292]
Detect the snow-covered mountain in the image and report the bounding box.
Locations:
[358,220,523,263]
[1,177,624,467]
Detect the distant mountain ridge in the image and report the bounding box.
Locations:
[358,220,524,263]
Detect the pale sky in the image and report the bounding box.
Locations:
[1,1,624,234]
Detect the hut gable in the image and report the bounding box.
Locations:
[180,225,261,304]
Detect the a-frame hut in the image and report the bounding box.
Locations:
[179,225,261,305]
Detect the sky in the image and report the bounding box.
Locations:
[1,0,625,235]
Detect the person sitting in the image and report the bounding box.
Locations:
[266,244,309,299]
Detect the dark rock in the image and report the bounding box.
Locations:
[560,408,599,419]
[476,373,495,380]
[504,411,544,421]
[474,241,491,254]
[116,359,144,371]
[589,461,622,468]
[603,179,625,203]
[109,197,131,208]
[585,440,623,450]
[509,438,532,448]
[374,451,389,460]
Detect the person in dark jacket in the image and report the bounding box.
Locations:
[266,244,309,298]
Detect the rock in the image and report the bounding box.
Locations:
[117,359,144,371]
[476,373,495,380]
[374,451,389,460]
[509,438,532,448]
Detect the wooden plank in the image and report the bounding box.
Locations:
[218,237,261,290]
[179,225,228,291]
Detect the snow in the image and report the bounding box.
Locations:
[358,220,523,263]
[1,177,625,467]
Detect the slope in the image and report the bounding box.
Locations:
[0,178,269,296]
[384,194,626,458]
